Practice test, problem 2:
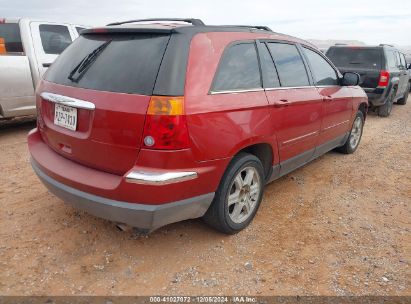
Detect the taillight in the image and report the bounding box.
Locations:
[142,96,189,150]
[378,70,390,87]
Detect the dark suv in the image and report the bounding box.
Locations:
[326,45,410,117]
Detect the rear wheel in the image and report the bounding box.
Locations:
[378,88,395,117]
[203,153,264,234]
[397,83,410,105]
[337,111,364,154]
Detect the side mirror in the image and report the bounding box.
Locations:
[342,72,360,86]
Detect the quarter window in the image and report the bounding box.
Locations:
[303,47,338,86]
[386,51,397,69]
[39,24,72,55]
[267,43,310,87]
[212,43,261,91]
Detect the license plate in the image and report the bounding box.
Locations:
[54,104,77,131]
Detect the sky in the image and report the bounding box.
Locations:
[1,0,411,47]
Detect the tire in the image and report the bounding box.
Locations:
[378,88,395,117]
[397,83,409,105]
[203,153,265,234]
[337,111,364,154]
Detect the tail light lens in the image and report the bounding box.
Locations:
[142,96,189,150]
[378,70,390,87]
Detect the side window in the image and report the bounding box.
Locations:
[39,24,72,55]
[386,51,398,69]
[303,47,338,86]
[0,23,24,54]
[267,43,310,87]
[400,54,407,68]
[212,43,261,92]
[395,52,402,68]
[259,43,280,88]
[76,27,86,35]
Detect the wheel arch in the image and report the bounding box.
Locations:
[235,142,274,181]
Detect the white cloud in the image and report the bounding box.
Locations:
[1,0,410,45]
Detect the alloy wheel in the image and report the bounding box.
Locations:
[227,166,261,224]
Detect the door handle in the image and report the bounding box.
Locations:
[43,63,52,68]
[274,99,289,107]
[323,96,333,102]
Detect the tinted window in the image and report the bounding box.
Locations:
[76,27,86,34]
[39,24,72,54]
[0,23,23,53]
[259,43,280,88]
[213,43,261,91]
[326,47,382,69]
[400,54,406,67]
[386,50,397,69]
[395,52,402,68]
[45,34,170,95]
[303,47,338,86]
[267,43,310,87]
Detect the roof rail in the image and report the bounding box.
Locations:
[107,18,205,26]
[223,25,272,31]
[335,43,347,46]
[379,43,394,47]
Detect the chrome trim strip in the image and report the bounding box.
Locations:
[40,92,95,110]
[209,88,264,95]
[283,131,318,145]
[265,86,314,91]
[125,171,198,185]
[323,120,350,131]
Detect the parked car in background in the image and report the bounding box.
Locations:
[0,18,87,119]
[28,18,368,234]
[326,45,410,117]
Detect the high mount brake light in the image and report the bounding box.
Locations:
[378,70,390,87]
[142,96,189,150]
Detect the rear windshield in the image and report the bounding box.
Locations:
[45,33,170,95]
[326,47,382,69]
[0,23,24,53]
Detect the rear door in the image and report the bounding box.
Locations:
[262,41,322,175]
[30,22,76,78]
[326,47,382,89]
[397,52,409,97]
[302,46,353,151]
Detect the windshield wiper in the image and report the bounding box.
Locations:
[68,40,112,83]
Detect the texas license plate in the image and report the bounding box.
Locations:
[54,104,77,131]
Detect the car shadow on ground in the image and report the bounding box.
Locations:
[0,116,36,132]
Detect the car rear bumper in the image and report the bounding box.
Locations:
[363,87,388,106]
[31,160,214,232]
[28,128,219,231]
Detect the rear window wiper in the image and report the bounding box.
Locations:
[68,40,112,83]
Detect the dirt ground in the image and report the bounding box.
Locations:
[0,99,410,296]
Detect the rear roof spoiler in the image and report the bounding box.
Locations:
[106,18,205,26]
[81,27,173,35]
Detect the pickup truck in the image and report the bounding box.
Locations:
[0,18,86,119]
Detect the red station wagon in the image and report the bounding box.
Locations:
[28,18,368,234]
